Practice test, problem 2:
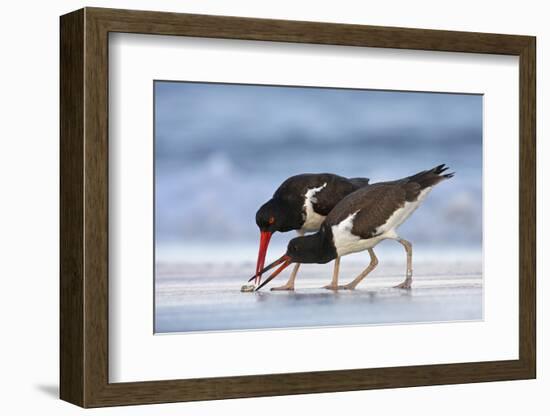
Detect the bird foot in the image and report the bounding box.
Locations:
[322,284,340,291]
[337,284,356,290]
[394,280,412,289]
[270,284,295,291]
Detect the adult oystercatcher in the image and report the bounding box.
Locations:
[253,173,370,290]
[254,165,454,291]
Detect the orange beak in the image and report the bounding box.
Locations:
[254,254,292,291]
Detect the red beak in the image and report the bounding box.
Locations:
[255,254,292,291]
[254,231,273,285]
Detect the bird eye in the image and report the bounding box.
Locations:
[268,216,275,225]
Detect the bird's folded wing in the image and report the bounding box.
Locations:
[327,183,421,240]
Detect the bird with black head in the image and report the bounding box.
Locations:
[252,173,370,290]
[253,165,454,291]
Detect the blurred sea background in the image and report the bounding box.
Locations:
[155,81,482,264]
[154,81,483,333]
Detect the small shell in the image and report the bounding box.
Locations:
[240,284,256,293]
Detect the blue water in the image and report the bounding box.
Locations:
[154,82,482,254]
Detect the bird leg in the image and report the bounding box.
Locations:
[323,257,341,290]
[394,238,413,289]
[270,230,304,291]
[339,248,378,290]
[270,263,301,291]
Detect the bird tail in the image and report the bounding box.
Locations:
[406,164,455,189]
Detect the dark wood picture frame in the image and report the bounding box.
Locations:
[60,7,536,408]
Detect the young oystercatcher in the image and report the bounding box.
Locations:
[254,165,454,291]
[253,173,370,290]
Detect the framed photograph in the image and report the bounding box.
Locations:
[60,7,536,408]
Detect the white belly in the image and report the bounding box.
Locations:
[301,211,326,232]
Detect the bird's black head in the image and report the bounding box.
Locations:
[253,198,302,286]
[255,198,301,233]
[286,231,336,264]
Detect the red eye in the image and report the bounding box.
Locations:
[268,217,275,225]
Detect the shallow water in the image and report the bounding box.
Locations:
[155,261,482,333]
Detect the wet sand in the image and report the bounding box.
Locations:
[155,261,482,333]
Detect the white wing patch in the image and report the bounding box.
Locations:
[301,183,327,232]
